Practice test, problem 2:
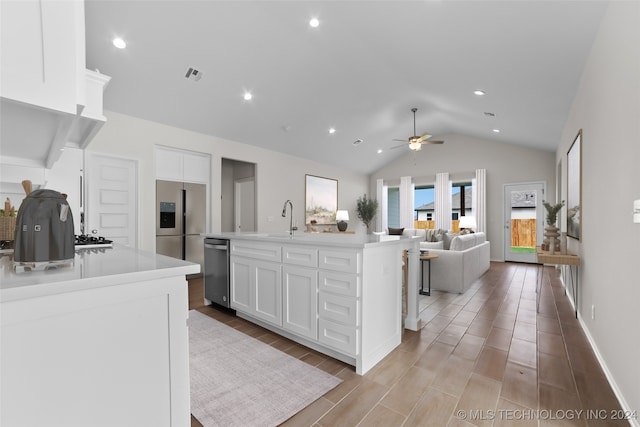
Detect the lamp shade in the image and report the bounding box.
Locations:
[335,210,349,221]
[459,215,477,230]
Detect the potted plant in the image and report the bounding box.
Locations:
[356,194,378,233]
[542,200,564,252]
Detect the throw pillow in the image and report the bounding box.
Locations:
[388,227,404,235]
[443,232,459,250]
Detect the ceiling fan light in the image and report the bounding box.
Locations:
[409,141,422,151]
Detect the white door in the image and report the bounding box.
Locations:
[234,177,255,232]
[504,182,545,263]
[85,152,138,247]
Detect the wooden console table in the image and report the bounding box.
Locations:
[536,247,581,317]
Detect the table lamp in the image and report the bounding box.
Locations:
[459,215,477,234]
[336,210,349,232]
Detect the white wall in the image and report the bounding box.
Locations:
[86,111,369,252]
[556,1,640,416]
[370,133,556,261]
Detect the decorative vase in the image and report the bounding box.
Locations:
[549,236,555,255]
[560,232,567,254]
[542,225,560,252]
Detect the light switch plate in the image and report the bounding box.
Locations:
[634,200,640,223]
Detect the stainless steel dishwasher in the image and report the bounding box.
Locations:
[204,238,230,308]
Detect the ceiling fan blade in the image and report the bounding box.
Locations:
[421,140,444,145]
[391,138,407,142]
[389,143,407,150]
[416,133,432,143]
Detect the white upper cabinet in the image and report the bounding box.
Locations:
[155,146,210,184]
[0,0,83,113]
[0,0,110,170]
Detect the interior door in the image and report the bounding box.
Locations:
[234,177,255,232]
[85,153,138,248]
[504,182,545,263]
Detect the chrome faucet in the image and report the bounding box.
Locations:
[281,200,296,236]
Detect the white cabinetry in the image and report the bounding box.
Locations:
[0,264,189,427]
[0,0,110,187]
[1,0,84,114]
[155,146,210,184]
[223,235,410,375]
[317,250,360,356]
[230,241,282,327]
[282,246,319,340]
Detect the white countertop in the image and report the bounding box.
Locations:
[0,245,200,302]
[203,231,419,249]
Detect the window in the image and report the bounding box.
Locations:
[414,186,434,221]
[452,182,472,218]
[387,187,400,228]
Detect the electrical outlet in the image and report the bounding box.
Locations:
[591,304,596,320]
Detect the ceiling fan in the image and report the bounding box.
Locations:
[391,108,444,151]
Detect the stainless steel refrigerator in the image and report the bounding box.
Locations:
[155,180,206,276]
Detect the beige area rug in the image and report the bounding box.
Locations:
[188,310,342,427]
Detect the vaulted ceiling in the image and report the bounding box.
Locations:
[84,1,608,174]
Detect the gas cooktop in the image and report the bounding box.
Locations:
[75,235,113,248]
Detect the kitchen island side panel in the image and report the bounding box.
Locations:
[1,271,191,427]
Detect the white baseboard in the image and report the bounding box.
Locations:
[559,267,638,427]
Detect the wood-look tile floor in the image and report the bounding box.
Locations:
[189,262,627,427]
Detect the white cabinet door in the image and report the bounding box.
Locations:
[283,265,318,340]
[231,256,282,327]
[253,260,282,326]
[230,256,252,313]
[182,152,210,183]
[1,0,83,114]
[155,147,183,182]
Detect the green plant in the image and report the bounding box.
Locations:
[543,200,564,226]
[356,194,378,231]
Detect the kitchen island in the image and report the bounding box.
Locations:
[0,245,199,427]
[205,231,421,375]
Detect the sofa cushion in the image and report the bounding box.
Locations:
[414,229,427,240]
[420,241,444,250]
[450,233,478,251]
[388,227,404,235]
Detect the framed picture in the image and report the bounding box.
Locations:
[567,129,582,240]
[305,174,337,225]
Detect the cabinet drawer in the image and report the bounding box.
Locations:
[318,271,359,297]
[230,241,281,262]
[319,292,358,326]
[283,246,318,268]
[318,318,358,356]
[318,250,359,273]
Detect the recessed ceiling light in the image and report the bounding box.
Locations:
[377,149,383,154]
[309,18,320,28]
[243,92,253,101]
[493,129,501,133]
[474,90,486,96]
[112,38,126,49]
[328,127,336,134]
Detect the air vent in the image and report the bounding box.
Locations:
[185,67,203,81]
[352,139,364,146]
